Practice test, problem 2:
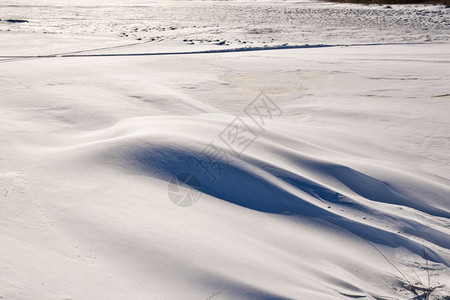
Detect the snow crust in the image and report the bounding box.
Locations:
[1,0,449,299]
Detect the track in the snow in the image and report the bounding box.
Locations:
[0,42,430,64]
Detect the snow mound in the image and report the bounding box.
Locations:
[47,115,450,266]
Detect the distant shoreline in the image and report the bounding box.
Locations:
[326,0,449,5]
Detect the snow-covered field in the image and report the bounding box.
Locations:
[1,1,449,299]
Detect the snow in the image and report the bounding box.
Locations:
[1,0,449,299]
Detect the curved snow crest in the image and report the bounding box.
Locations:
[51,115,450,264]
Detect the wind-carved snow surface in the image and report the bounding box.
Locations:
[0,0,449,299]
